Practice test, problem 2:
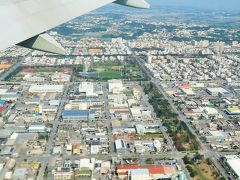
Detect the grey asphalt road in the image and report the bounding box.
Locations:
[133,55,229,179]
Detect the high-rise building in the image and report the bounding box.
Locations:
[147,53,152,64]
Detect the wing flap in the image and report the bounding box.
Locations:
[18,33,66,55]
[114,0,150,9]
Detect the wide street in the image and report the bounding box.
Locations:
[37,83,70,180]
[133,55,231,179]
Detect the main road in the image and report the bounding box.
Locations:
[37,83,70,180]
[133,55,229,179]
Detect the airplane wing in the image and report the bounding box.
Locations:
[0,0,150,54]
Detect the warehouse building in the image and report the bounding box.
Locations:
[62,110,89,122]
[108,79,124,93]
[115,139,126,153]
[29,85,64,93]
[28,124,46,133]
[206,87,230,97]
[224,155,240,179]
[117,164,178,180]
[129,169,150,180]
[225,107,240,115]
[79,82,94,93]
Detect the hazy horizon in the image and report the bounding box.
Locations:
[147,0,240,11]
[103,0,240,12]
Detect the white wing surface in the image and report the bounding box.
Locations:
[0,0,114,51]
[0,0,150,53]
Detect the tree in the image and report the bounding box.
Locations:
[186,165,197,177]
[206,158,212,165]
[195,152,204,161]
[183,155,191,164]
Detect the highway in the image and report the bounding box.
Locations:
[103,82,115,154]
[133,55,230,179]
[37,83,70,180]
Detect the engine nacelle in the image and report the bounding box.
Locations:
[114,0,150,9]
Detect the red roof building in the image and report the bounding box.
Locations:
[0,106,6,112]
[116,164,177,179]
[178,84,190,89]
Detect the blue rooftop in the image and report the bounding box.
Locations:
[62,110,88,117]
[0,99,6,105]
[130,169,149,175]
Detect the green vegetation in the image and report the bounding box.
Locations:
[79,59,147,81]
[5,66,23,81]
[38,133,49,141]
[97,71,122,79]
[143,82,199,151]
[71,65,83,72]
[123,158,139,164]
[74,168,92,179]
[163,119,200,151]
[123,89,133,96]
[33,68,61,73]
[145,158,155,164]
[92,60,121,67]
[75,168,92,175]
[143,82,177,119]
[183,154,224,180]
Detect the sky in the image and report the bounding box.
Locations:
[147,0,240,11]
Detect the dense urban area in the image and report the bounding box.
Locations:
[0,5,240,180]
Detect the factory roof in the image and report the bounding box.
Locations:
[0,99,6,105]
[13,168,27,179]
[117,164,177,175]
[115,139,125,149]
[206,87,228,93]
[63,110,89,117]
[226,155,240,177]
[0,130,12,138]
[29,85,64,92]
[227,107,240,113]
[130,169,149,175]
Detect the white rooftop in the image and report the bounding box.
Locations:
[29,85,64,93]
[226,156,240,177]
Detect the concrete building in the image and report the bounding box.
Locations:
[147,54,152,64]
[108,79,123,93]
[53,146,62,155]
[54,168,73,180]
[79,158,94,170]
[13,168,27,180]
[51,72,71,82]
[117,164,178,180]
[79,82,97,97]
[115,139,126,153]
[29,85,64,93]
[129,169,150,180]
[28,124,46,133]
[224,155,240,179]
[206,87,229,97]
[62,110,89,122]
[79,82,94,93]
[225,107,240,115]
[153,140,162,152]
[23,74,45,82]
[39,105,58,114]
